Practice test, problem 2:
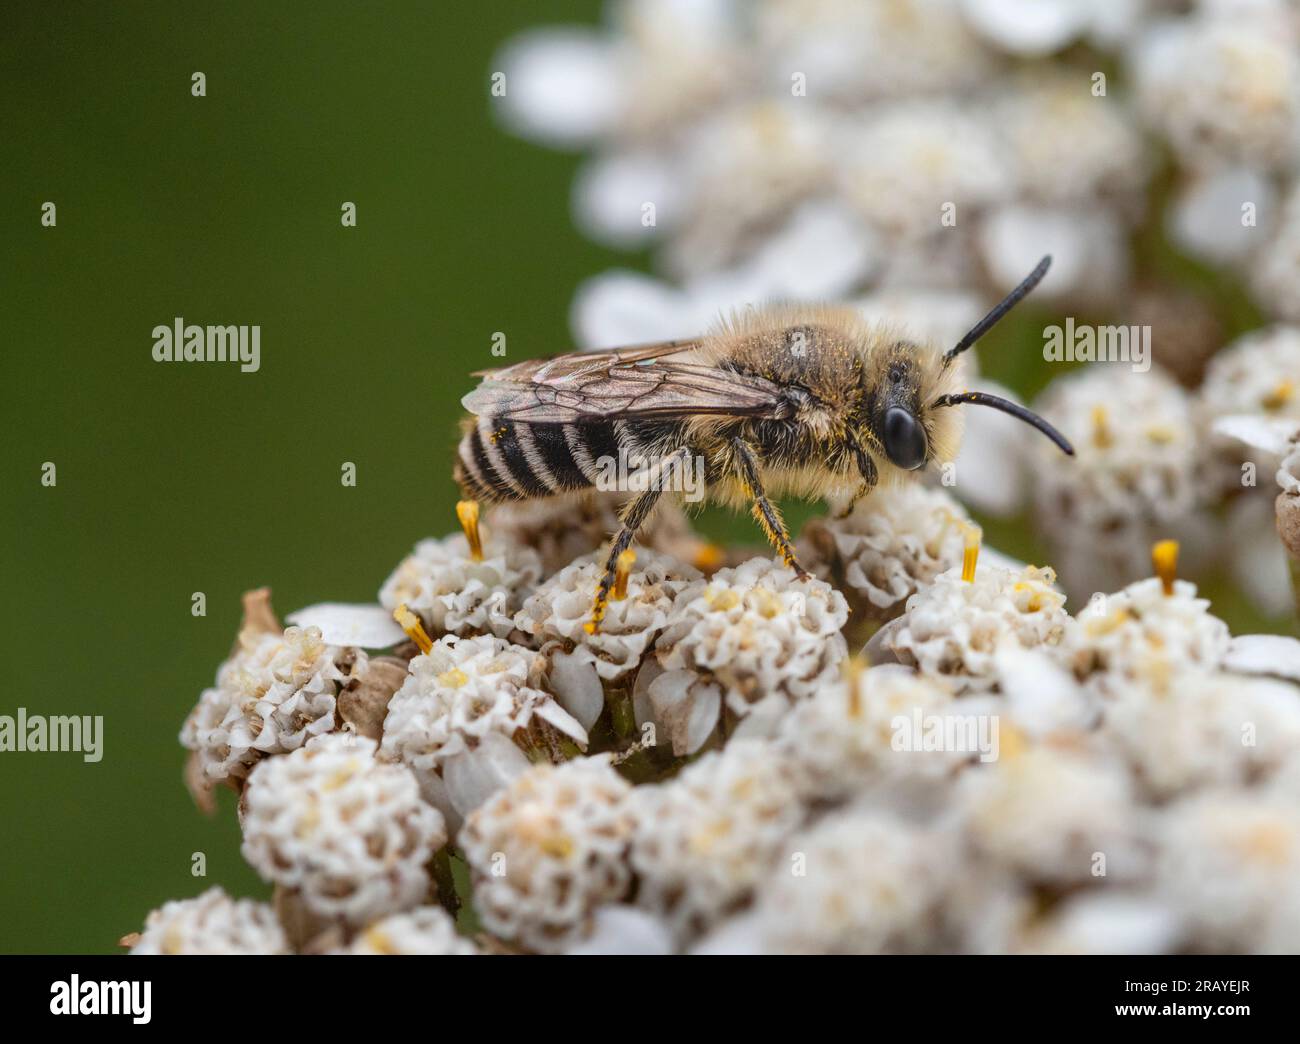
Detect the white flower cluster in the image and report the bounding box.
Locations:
[240,733,447,927]
[799,485,973,626]
[872,562,1069,692]
[629,739,807,942]
[332,906,478,956]
[379,532,543,639]
[381,634,586,821]
[650,559,848,741]
[128,887,289,955]
[459,754,635,953]
[149,487,1300,956]
[181,622,367,796]
[1030,366,1207,599]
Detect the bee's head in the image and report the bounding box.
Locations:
[873,353,930,471]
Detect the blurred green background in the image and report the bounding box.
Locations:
[0,0,617,953]
[1,2,1287,954]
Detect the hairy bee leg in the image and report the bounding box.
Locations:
[833,484,869,521]
[586,487,663,634]
[832,439,878,520]
[730,437,809,580]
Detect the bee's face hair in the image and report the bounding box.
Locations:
[857,336,964,479]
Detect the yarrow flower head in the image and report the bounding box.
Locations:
[514,548,700,734]
[643,558,850,751]
[629,739,806,942]
[380,633,587,819]
[379,532,543,640]
[181,617,367,800]
[1030,365,1206,599]
[1196,325,1300,495]
[873,562,1069,692]
[749,807,954,954]
[333,906,478,955]
[128,887,289,955]
[1131,13,1300,173]
[955,744,1143,885]
[777,663,962,802]
[1156,785,1300,953]
[799,484,973,630]
[240,733,446,927]
[1062,575,1231,697]
[459,754,636,953]
[1102,669,1300,800]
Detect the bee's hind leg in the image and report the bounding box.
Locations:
[730,437,809,580]
[586,487,662,634]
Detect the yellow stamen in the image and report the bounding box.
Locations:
[693,543,725,574]
[613,549,636,601]
[456,499,483,562]
[961,523,982,583]
[393,603,434,654]
[1263,378,1295,412]
[1091,405,1112,449]
[1152,539,1179,596]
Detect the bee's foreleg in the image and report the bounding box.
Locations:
[586,487,662,634]
[730,437,809,580]
[832,436,878,520]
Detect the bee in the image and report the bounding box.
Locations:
[456,255,1072,631]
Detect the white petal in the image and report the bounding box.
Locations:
[631,657,665,738]
[284,603,405,648]
[1170,167,1274,267]
[995,646,1091,735]
[1045,893,1180,955]
[979,204,1127,300]
[959,0,1090,56]
[566,905,674,955]
[648,669,720,755]
[689,910,766,954]
[743,201,878,300]
[1212,413,1300,456]
[1224,634,1300,682]
[573,151,681,248]
[1225,496,1296,618]
[493,30,623,147]
[535,698,590,749]
[864,617,906,664]
[441,732,532,817]
[547,650,606,730]
[570,270,694,349]
[951,378,1028,517]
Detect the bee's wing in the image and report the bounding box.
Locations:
[470,339,699,380]
[462,344,787,424]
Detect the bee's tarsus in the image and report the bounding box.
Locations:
[586,487,662,633]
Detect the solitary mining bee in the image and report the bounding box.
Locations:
[456,255,1073,631]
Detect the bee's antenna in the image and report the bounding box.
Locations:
[932,390,1075,456]
[943,255,1052,367]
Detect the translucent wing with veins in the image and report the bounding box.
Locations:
[463,341,788,424]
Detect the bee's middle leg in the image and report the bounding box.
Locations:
[586,486,662,633]
[730,437,809,580]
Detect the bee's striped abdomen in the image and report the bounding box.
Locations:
[455,417,612,503]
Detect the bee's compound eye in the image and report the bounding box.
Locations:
[883,407,927,470]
